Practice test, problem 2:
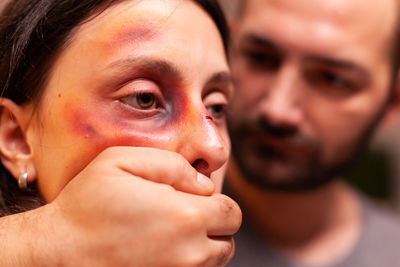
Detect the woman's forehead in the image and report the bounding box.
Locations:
[66,0,215,56]
[56,0,228,82]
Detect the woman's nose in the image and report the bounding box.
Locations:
[177,112,230,178]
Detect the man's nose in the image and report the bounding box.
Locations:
[177,112,229,178]
[260,63,303,129]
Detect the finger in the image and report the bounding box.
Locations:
[96,146,215,196]
[206,236,235,266]
[195,193,242,236]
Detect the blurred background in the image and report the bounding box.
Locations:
[218,0,400,214]
[368,120,400,213]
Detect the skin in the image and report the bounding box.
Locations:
[226,0,400,265]
[0,0,242,266]
[229,0,399,188]
[24,0,233,201]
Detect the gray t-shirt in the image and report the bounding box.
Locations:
[228,195,400,267]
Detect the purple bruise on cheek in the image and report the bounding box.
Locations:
[82,124,97,138]
[68,110,99,140]
[66,106,161,149]
[65,90,203,151]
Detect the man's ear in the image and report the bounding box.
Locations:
[380,70,400,128]
[0,98,37,184]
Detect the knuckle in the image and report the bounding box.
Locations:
[178,205,205,231]
[218,194,242,218]
[188,238,234,267]
[217,195,242,232]
[214,237,235,266]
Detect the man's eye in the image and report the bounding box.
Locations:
[306,70,360,97]
[320,71,349,88]
[120,93,157,110]
[243,49,281,70]
[207,104,226,120]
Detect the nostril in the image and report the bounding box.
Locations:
[192,159,209,174]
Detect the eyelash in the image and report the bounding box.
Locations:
[305,70,361,97]
[120,92,162,110]
[207,104,227,120]
[203,90,229,122]
[116,78,230,125]
[117,78,165,116]
[242,48,281,71]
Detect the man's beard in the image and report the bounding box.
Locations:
[228,107,386,192]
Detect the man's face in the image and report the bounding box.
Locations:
[228,0,398,190]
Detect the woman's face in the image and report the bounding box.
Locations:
[25,0,233,201]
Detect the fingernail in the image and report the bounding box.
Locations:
[197,173,214,190]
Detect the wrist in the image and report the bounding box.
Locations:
[0,204,65,266]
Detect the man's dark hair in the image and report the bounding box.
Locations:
[0,0,229,216]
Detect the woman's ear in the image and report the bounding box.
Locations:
[0,98,37,184]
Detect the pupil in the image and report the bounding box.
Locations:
[212,105,224,118]
[214,106,222,113]
[138,94,154,108]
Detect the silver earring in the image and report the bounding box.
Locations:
[18,172,28,190]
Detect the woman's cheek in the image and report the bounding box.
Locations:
[66,106,180,151]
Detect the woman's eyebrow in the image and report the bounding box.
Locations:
[106,56,183,82]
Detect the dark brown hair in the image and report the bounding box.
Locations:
[0,0,229,216]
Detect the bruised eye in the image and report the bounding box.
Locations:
[120,93,157,110]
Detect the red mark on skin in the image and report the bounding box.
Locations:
[174,97,197,137]
[62,88,220,157]
[202,115,224,149]
[67,108,99,140]
[64,100,177,151]
[106,24,160,50]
